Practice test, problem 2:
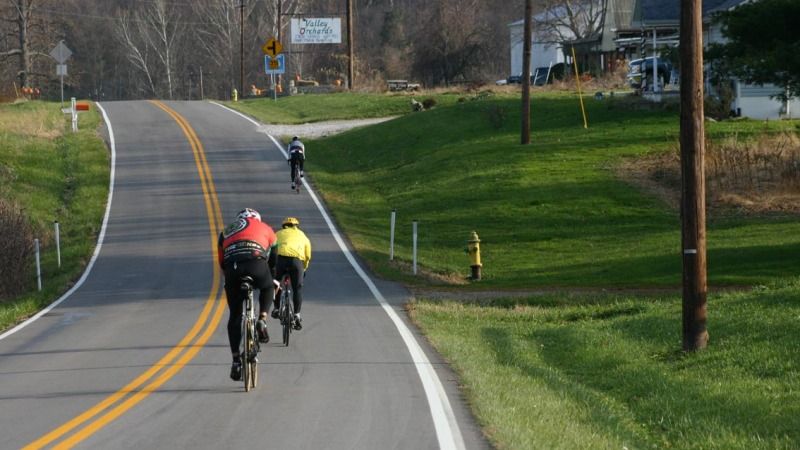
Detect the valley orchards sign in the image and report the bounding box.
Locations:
[290,18,342,44]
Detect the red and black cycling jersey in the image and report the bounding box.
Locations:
[217,217,277,268]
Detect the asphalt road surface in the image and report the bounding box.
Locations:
[0,101,489,450]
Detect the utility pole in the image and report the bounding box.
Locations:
[679,0,708,351]
[240,1,245,97]
[346,0,354,89]
[277,0,283,88]
[521,0,532,144]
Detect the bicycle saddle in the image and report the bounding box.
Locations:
[240,276,254,290]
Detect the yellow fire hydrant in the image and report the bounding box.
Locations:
[232,88,238,102]
[466,231,482,280]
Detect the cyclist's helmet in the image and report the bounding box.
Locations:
[292,136,299,141]
[236,208,261,222]
[282,216,300,228]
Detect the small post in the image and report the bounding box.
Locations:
[54,221,61,268]
[35,238,42,291]
[412,220,418,275]
[71,97,77,132]
[389,209,396,260]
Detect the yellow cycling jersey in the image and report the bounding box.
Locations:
[275,227,312,270]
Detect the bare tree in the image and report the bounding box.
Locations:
[411,0,491,85]
[2,0,55,89]
[535,0,606,42]
[116,11,157,97]
[138,0,184,99]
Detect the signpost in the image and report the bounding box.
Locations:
[262,38,283,57]
[49,41,72,107]
[262,38,284,102]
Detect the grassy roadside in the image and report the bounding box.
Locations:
[410,281,800,449]
[0,101,109,332]
[225,91,463,123]
[308,93,800,288]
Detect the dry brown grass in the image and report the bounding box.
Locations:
[618,131,800,215]
[0,100,63,139]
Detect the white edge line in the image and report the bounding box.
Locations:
[0,102,117,341]
[210,100,466,450]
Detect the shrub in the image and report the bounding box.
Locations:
[0,198,34,300]
[422,98,437,110]
[484,105,507,129]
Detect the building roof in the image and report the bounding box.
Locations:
[631,0,748,27]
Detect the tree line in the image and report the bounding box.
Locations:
[1,0,530,101]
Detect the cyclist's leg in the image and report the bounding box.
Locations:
[299,154,305,174]
[273,257,288,313]
[223,270,244,357]
[289,257,304,314]
[289,154,298,182]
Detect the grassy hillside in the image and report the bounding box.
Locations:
[308,93,800,287]
[0,101,108,331]
[227,91,463,123]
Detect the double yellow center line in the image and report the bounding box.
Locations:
[25,101,226,449]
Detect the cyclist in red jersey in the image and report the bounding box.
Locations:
[217,208,277,381]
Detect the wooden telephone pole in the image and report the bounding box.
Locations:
[521,0,532,144]
[240,1,245,96]
[679,0,708,351]
[346,0,354,89]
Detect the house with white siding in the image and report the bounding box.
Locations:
[630,0,799,119]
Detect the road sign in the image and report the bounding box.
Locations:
[50,41,72,64]
[262,38,282,57]
[56,64,67,76]
[264,54,285,74]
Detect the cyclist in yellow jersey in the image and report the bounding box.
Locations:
[270,217,311,329]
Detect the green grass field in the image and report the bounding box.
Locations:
[411,280,800,449]
[0,101,108,331]
[308,93,800,288]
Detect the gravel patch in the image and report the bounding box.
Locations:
[255,117,396,141]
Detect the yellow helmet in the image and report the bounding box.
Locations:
[282,216,300,227]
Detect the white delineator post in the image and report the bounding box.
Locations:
[54,221,61,268]
[35,238,42,291]
[412,220,418,275]
[71,97,78,132]
[389,209,396,260]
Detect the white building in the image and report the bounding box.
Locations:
[507,10,572,77]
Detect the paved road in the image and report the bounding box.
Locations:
[0,101,489,449]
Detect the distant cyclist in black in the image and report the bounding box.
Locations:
[287,136,305,190]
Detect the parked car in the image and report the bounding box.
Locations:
[532,63,566,86]
[627,57,673,89]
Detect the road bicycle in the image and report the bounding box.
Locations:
[276,273,295,346]
[239,276,259,391]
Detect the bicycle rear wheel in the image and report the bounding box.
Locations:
[281,278,292,346]
[247,321,258,389]
[242,318,252,392]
